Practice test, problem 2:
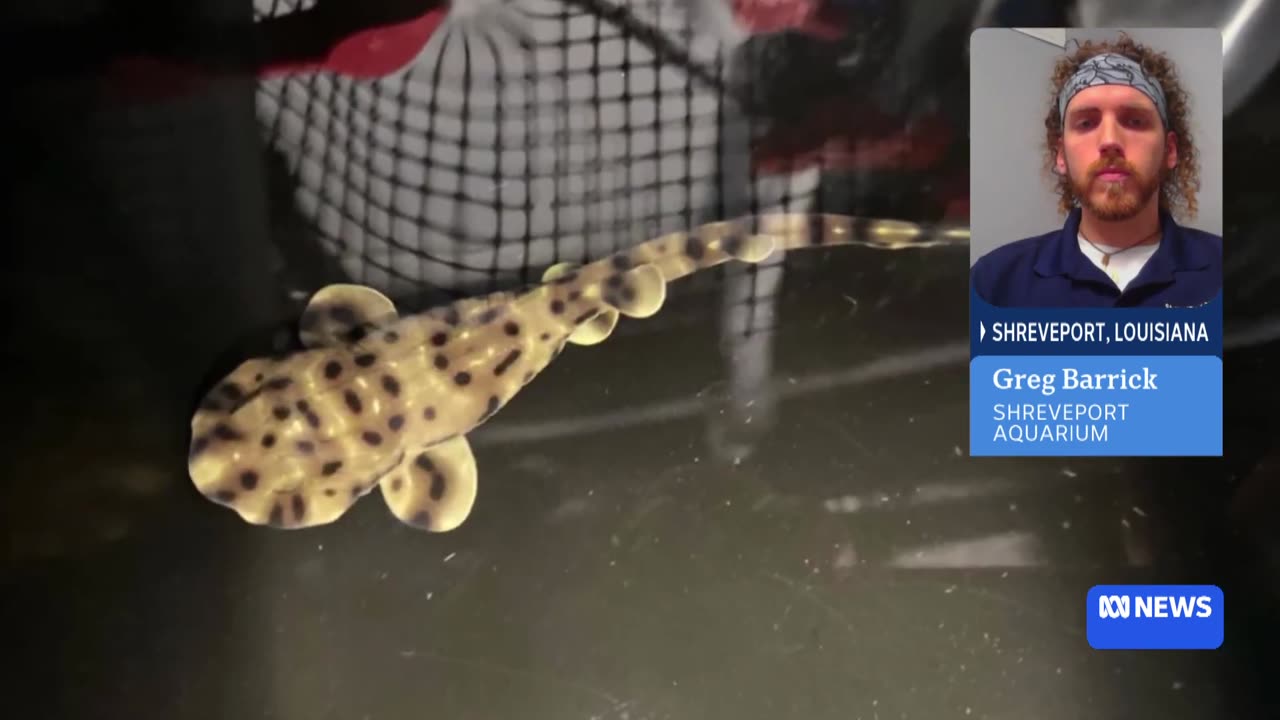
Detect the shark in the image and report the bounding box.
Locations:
[187,212,968,532]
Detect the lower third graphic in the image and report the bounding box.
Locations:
[1087,584,1224,649]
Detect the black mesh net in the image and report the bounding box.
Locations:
[250,0,973,340]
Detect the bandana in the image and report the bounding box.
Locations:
[1058,52,1169,128]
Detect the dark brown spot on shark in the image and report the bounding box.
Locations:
[540,332,551,341]
[423,406,437,421]
[415,454,435,471]
[483,394,500,419]
[384,331,400,343]
[305,411,321,429]
[391,477,403,492]
[329,305,358,325]
[850,216,875,244]
[504,321,520,336]
[220,383,243,400]
[266,377,292,391]
[411,510,432,528]
[722,234,744,256]
[291,495,307,523]
[343,389,362,414]
[444,308,461,326]
[611,254,632,270]
[569,290,582,301]
[552,270,578,285]
[240,470,259,490]
[347,325,368,343]
[350,483,363,498]
[434,354,449,370]
[296,440,316,454]
[268,503,284,527]
[454,371,471,386]
[190,436,209,458]
[295,399,310,412]
[362,431,383,446]
[523,370,534,384]
[382,375,401,397]
[494,349,521,376]
[388,414,404,432]
[606,274,624,289]
[355,353,377,368]
[621,286,636,303]
[324,361,342,379]
[322,460,343,476]
[573,310,595,325]
[213,423,242,441]
[477,308,499,324]
[685,236,706,260]
[324,488,337,497]
[232,386,264,409]
[430,331,448,347]
[214,489,236,504]
[809,213,831,244]
[429,472,446,501]
[261,433,276,448]
[550,299,565,314]
[273,405,290,420]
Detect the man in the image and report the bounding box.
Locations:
[970,34,1222,308]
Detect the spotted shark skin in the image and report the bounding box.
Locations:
[187,213,969,532]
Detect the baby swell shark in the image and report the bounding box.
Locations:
[187,212,969,532]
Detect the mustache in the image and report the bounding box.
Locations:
[1088,158,1138,178]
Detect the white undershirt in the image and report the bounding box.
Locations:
[1077,232,1159,292]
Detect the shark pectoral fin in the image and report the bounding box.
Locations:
[567,307,619,346]
[604,264,667,319]
[379,434,479,533]
[546,261,621,342]
[298,283,400,349]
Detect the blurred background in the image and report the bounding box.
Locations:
[4,0,1278,718]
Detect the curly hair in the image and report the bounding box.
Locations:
[1042,33,1201,220]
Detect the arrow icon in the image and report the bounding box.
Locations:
[980,321,986,342]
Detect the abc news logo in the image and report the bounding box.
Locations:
[1087,585,1223,650]
[1096,594,1214,620]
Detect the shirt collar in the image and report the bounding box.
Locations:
[1033,206,1214,289]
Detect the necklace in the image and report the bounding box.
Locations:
[1080,227,1161,267]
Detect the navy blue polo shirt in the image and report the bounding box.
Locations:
[970,207,1222,308]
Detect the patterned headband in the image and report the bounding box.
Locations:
[1057,52,1169,128]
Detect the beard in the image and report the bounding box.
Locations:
[1064,155,1165,221]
